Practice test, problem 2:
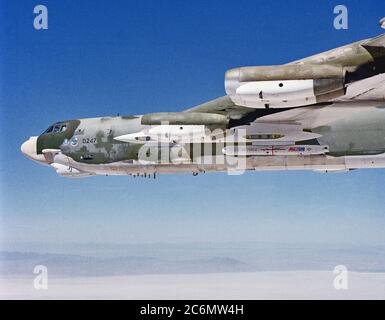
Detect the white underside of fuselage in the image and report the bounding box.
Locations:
[50,152,385,177]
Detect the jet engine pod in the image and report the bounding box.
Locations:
[225,64,346,108]
[141,112,228,127]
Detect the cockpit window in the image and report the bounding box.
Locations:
[45,123,68,134]
[44,126,53,133]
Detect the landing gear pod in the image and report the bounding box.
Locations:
[50,163,94,178]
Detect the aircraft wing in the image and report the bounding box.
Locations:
[182,96,321,143]
[184,96,239,113]
[184,72,385,118]
[335,73,385,101]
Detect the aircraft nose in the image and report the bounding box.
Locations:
[21,137,47,164]
[21,137,36,156]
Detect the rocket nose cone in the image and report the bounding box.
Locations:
[21,137,47,164]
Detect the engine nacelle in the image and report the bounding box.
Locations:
[225,64,346,108]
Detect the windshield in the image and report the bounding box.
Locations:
[43,123,67,134]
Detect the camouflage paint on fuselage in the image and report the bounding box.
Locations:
[314,105,385,156]
[35,103,385,166]
[61,116,144,164]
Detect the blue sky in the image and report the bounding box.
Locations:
[1,0,385,248]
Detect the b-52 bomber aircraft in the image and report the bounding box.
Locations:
[21,20,385,178]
